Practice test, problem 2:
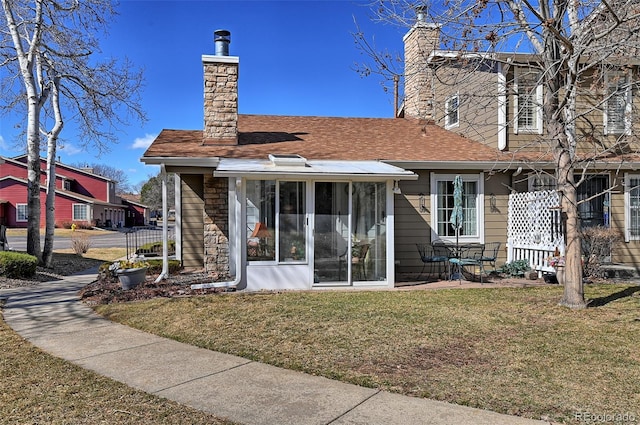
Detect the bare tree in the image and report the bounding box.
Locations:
[1,0,145,266]
[355,0,640,308]
[141,172,175,216]
[72,162,133,194]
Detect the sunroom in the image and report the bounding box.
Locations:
[215,155,417,291]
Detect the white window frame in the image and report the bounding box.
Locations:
[624,173,640,241]
[444,93,460,129]
[513,67,543,134]
[72,203,89,221]
[604,72,632,135]
[430,172,485,244]
[16,203,28,222]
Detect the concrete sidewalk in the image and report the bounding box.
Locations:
[1,270,549,425]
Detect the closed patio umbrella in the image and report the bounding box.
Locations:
[450,175,464,280]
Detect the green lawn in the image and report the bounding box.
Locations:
[0,319,235,424]
[96,284,640,424]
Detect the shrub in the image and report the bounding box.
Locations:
[71,232,92,255]
[56,220,93,230]
[147,259,181,274]
[135,240,176,256]
[500,259,531,277]
[0,251,38,278]
[581,226,622,280]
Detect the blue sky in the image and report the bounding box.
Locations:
[0,0,408,189]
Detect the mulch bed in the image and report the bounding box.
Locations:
[79,270,231,305]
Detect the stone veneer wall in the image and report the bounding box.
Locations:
[203,176,230,277]
[203,60,238,143]
[403,24,439,120]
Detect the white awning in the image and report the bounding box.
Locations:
[214,158,417,180]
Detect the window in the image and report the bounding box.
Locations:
[528,173,556,191]
[16,204,28,222]
[605,73,632,135]
[445,94,459,128]
[73,204,89,221]
[63,180,71,190]
[514,67,543,134]
[430,173,484,242]
[577,175,609,228]
[246,180,276,261]
[626,174,640,241]
[278,181,306,262]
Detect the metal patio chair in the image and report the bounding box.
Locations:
[416,242,450,280]
[479,241,501,274]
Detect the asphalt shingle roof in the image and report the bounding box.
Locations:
[143,115,519,163]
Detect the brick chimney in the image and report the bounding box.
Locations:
[403,7,440,119]
[202,29,238,144]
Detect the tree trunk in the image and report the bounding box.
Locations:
[42,140,57,267]
[26,105,42,262]
[559,160,587,309]
[42,76,63,268]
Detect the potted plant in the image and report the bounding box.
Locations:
[110,259,150,290]
[547,254,566,285]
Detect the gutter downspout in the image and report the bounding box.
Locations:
[154,164,169,283]
[191,177,242,290]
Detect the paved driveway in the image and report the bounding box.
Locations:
[6,230,128,251]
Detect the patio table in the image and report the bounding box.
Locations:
[446,243,485,282]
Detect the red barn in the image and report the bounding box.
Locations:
[0,155,148,228]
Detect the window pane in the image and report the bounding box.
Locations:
[17,204,28,221]
[73,204,88,221]
[577,176,608,228]
[246,180,276,261]
[630,178,640,237]
[279,181,306,262]
[351,182,386,281]
[435,178,478,237]
[607,76,628,132]
[446,95,459,126]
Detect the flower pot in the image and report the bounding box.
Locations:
[555,266,565,286]
[116,267,147,290]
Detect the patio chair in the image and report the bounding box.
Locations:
[448,244,485,283]
[480,242,501,273]
[416,242,449,280]
[352,243,370,280]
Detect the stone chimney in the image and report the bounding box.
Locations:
[202,29,239,144]
[403,7,440,119]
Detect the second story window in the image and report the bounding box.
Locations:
[514,67,543,134]
[605,73,632,135]
[445,94,459,128]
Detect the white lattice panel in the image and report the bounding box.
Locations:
[507,190,565,272]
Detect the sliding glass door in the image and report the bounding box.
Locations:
[313,181,387,285]
[313,182,349,284]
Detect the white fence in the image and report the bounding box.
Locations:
[507,190,564,274]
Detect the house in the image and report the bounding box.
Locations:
[399,10,640,270]
[0,155,149,228]
[142,29,544,291]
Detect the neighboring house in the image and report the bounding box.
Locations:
[0,155,148,228]
[400,12,640,268]
[142,30,544,292]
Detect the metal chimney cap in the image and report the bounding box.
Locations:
[214,29,231,39]
[214,29,231,56]
[415,5,428,22]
